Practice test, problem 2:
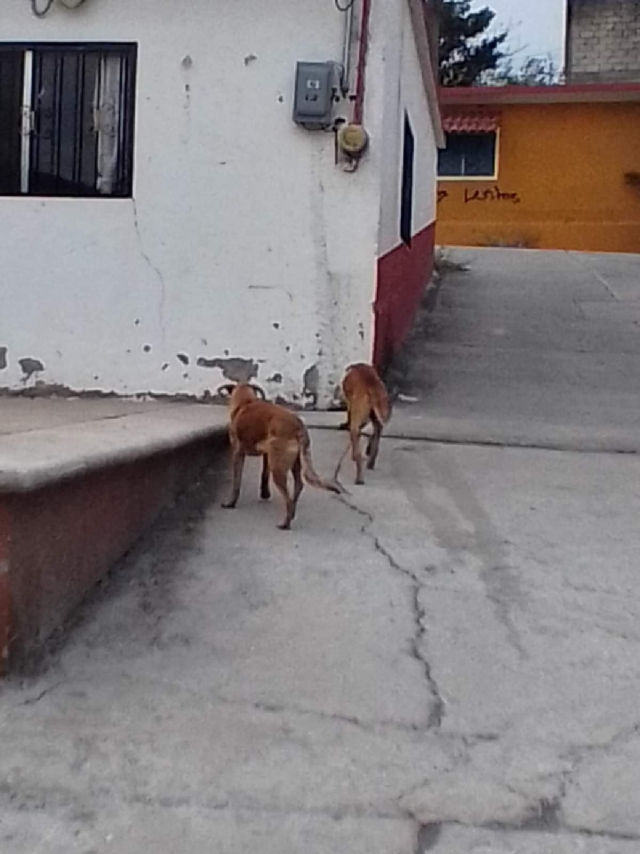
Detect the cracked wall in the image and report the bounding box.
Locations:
[0,0,382,405]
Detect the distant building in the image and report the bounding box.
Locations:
[436,84,640,254]
[566,0,640,83]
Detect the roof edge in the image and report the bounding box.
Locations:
[407,0,445,147]
[439,82,640,106]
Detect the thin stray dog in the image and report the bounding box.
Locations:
[334,363,390,485]
[220,383,342,529]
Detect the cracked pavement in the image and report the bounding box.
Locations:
[3,248,640,852]
[2,432,640,853]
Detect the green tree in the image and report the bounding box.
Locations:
[488,54,562,87]
[436,0,508,86]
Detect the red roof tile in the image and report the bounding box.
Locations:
[442,113,501,133]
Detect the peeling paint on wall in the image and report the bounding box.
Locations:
[0,348,7,371]
[0,0,392,405]
[19,358,44,378]
[303,364,320,407]
[196,356,259,383]
[0,381,119,400]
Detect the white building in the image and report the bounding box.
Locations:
[0,0,441,407]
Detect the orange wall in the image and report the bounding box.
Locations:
[437,101,640,253]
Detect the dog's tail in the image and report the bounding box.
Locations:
[299,427,343,494]
[370,384,391,426]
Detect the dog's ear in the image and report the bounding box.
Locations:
[216,383,237,399]
[249,384,266,400]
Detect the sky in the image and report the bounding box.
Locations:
[472,0,567,67]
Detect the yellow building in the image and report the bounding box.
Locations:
[437,84,640,253]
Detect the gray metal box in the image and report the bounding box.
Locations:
[292,62,334,128]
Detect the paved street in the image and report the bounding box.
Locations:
[394,248,640,452]
[2,249,640,853]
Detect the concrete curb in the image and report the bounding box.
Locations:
[0,408,228,494]
[302,411,640,456]
[0,407,230,675]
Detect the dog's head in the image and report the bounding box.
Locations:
[217,383,266,417]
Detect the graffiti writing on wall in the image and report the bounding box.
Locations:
[464,186,521,204]
[437,186,522,205]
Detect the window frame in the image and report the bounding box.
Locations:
[438,129,500,182]
[0,41,138,199]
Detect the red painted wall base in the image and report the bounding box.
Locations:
[0,437,224,676]
[374,220,436,372]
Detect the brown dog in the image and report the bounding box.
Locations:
[220,383,342,529]
[335,363,390,485]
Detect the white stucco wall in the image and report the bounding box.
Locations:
[0,0,385,405]
[378,0,438,256]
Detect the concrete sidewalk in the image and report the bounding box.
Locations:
[390,248,640,453]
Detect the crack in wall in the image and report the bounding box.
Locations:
[132,198,167,344]
[339,495,445,730]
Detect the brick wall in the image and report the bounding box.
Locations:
[566,0,640,83]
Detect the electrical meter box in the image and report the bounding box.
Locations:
[292,62,334,128]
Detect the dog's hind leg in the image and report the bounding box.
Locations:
[222,449,245,509]
[351,427,365,484]
[291,455,304,518]
[366,415,383,470]
[334,439,351,482]
[260,454,271,500]
[272,469,295,530]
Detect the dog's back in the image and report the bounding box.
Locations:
[343,363,390,427]
[230,396,303,453]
